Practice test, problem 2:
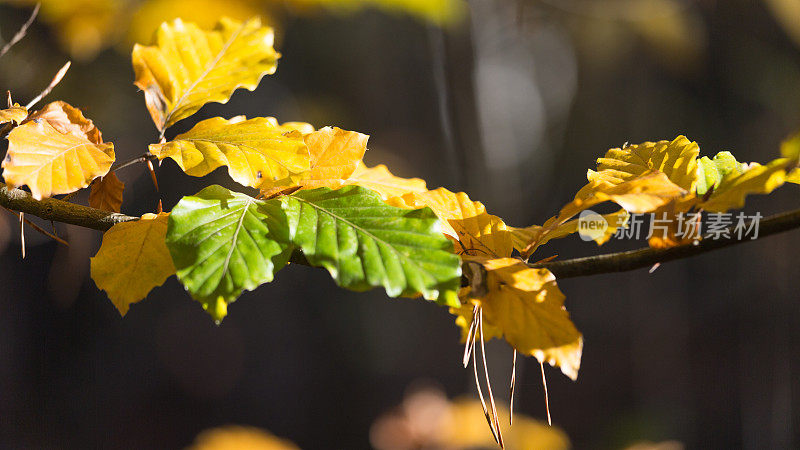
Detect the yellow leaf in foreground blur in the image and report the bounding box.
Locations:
[699,158,792,212]
[345,164,427,199]
[524,171,686,257]
[593,135,699,191]
[149,117,310,188]
[387,188,512,258]
[90,213,175,315]
[462,257,582,380]
[787,168,800,184]
[188,425,298,450]
[298,0,465,25]
[89,172,124,212]
[128,0,266,49]
[27,101,104,144]
[509,209,629,253]
[2,120,115,200]
[286,126,369,189]
[0,105,27,125]
[765,0,800,48]
[132,17,279,131]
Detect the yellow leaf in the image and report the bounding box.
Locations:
[2,119,115,200]
[132,17,279,132]
[593,135,699,191]
[90,213,175,315]
[344,163,427,199]
[781,131,800,159]
[787,168,800,184]
[524,171,686,257]
[149,116,310,188]
[387,188,512,258]
[89,172,124,212]
[27,101,104,144]
[189,425,299,450]
[286,126,369,189]
[0,105,27,125]
[463,256,583,380]
[296,0,465,25]
[699,158,791,212]
[509,209,629,253]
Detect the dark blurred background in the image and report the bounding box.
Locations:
[1,0,799,448]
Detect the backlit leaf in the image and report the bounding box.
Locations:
[700,158,792,212]
[0,105,27,125]
[523,171,686,257]
[592,135,699,191]
[274,186,462,306]
[695,151,747,195]
[90,213,175,315]
[2,119,115,200]
[344,163,427,199]
[509,209,629,253]
[166,185,293,321]
[26,101,104,144]
[149,116,310,188]
[283,126,369,190]
[462,256,583,380]
[132,17,279,131]
[89,172,125,212]
[387,188,513,258]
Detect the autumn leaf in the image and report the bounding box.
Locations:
[344,163,427,199]
[695,151,748,195]
[272,186,462,306]
[166,185,293,322]
[259,125,370,195]
[149,116,310,188]
[787,168,800,184]
[2,119,115,200]
[509,209,629,253]
[89,172,125,212]
[387,188,513,258]
[0,105,27,125]
[90,213,175,315]
[781,131,800,159]
[132,17,279,132]
[461,256,583,380]
[592,135,699,191]
[26,101,104,144]
[523,171,686,257]
[700,158,792,212]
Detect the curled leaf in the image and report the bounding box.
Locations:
[0,105,27,125]
[344,163,427,199]
[26,100,103,144]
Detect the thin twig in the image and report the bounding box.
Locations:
[2,205,68,245]
[26,61,71,110]
[19,212,25,258]
[509,350,517,426]
[110,153,158,172]
[540,362,552,426]
[472,315,500,445]
[0,3,40,59]
[479,308,504,448]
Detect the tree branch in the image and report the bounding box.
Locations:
[0,183,137,231]
[2,181,800,281]
[534,208,800,278]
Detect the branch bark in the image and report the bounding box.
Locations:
[2,181,799,280]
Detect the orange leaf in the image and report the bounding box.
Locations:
[89,172,125,212]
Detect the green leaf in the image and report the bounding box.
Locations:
[166,185,292,321]
[274,186,462,306]
[695,151,747,195]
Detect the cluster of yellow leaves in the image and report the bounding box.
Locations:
[1,100,116,200]
[519,135,800,256]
